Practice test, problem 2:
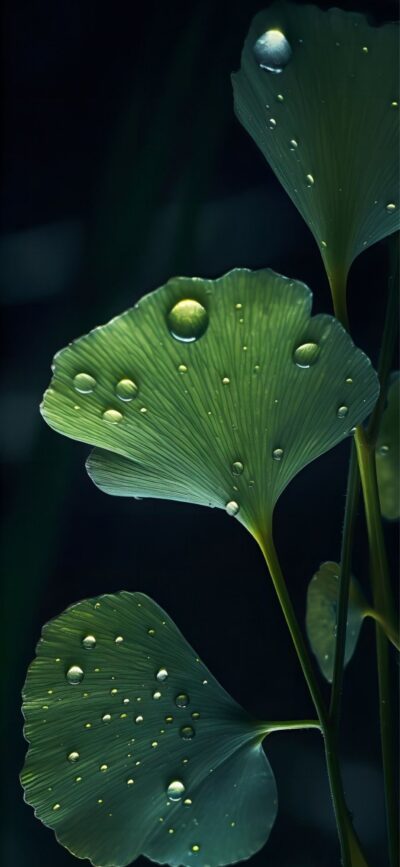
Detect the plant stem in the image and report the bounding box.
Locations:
[264,719,321,735]
[257,531,368,867]
[364,609,400,652]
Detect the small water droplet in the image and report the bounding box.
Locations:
[232,460,244,476]
[272,448,284,461]
[110,688,118,696]
[289,138,298,150]
[321,240,327,249]
[102,409,123,424]
[293,342,320,368]
[235,302,243,310]
[151,740,159,748]
[178,364,188,374]
[135,715,144,724]
[153,690,162,700]
[345,377,353,384]
[391,100,398,108]
[191,844,201,854]
[386,203,396,213]
[66,665,84,685]
[225,500,239,516]
[180,725,195,740]
[165,715,174,724]
[115,378,138,401]
[337,405,349,419]
[175,692,190,708]
[73,373,96,394]
[156,667,168,682]
[222,376,230,385]
[82,634,96,650]
[114,635,124,645]
[167,299,208,342]
[167,780,185,801]
[67,751,80,763]
[140,406,148,414]
[362,45,368,53]
[84,722,92,729]
[75,776,82,783]
[191,711,200,720]
[126,778,135,785]
[268,117,277,130]
[184,798,193,806]
[147,628,156,637]
[52,803,61,812]
[306,173,315,187]
[100,764,108,772]
[102,713,112,723]
[276,93,284,102]
[378,444,390,456]
[253,29,292,73]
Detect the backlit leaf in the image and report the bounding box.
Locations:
[376,372,400,520]
[41,268,379,541]
[306,561,367,682]
[232,3,399,308]
[21,592,277,866]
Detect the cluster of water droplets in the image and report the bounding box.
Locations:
[73,372,141,425]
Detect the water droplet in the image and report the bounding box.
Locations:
[378,444,390,456]
[82,634,96,650]
[191,844,201,854]
[222,376,230,385]
[147,628,156,637]
[276,93,284,102]
[321,240,327,249]
[191,711,200,720]
[268,118,277,130]
[289,138,298,150]
[115,378,138,401]
[337,405,349,419]
[235,302,242,310]
[180,725,195,740]
[178,364,188,374]
[168,828,175,835]
[100,764,108,772]
[52,803,61,812]
[120,712,127,719]
[110,688,118,696]
[391,100,398,108]
[306,173,315,187]
[66,665,84,685]
[114,635,124,645]
[175,692,190,708]
[140,406,148,414]
[156,668,168,682]
[165,715,174,724]
[84,722,92,729]
[232,460,244,476]
[167,780,185,801]
[293,342,320,368]
[73,373,96,394]
[167,299,208,342]
[151,740,159,748]
[102,409,123,424]
[253,29,292,73]
[75,776,82,783]
[225,500,239,516]
[184,798,193,806]
[386,203,396,213]
[126,778,135,785]
[67,751,80,763]
[362,45,368,53]
[153,690,162,700]
[345,377,353,384]
[135,715,144,724]
[272,448,284,462]
[102,713,112,723]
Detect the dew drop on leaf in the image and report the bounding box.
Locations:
[167,299,208,343]
[253,29,292,73]
[167,780,186,801]
[102,409,123,424]
[66,665,84,685]
[293,342,320,368]
[115,378,138,401]
[73,373,96,394]
[81,634,96,650]
[175,692,190,708]
[225,500,239,516]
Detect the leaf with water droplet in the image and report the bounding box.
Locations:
[232,3,399,310]
[376,372,400,520]
[21,591,277,867]
[41,268,378,539]
[306,561,367,682]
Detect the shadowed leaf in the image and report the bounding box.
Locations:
[376,372,400,520]
[21,591,276,866]
[232,3,399,309]
[306,561,367,682]
[41,268,379,540]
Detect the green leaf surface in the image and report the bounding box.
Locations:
[21,592,276,867]
[232,3,399,301]
[376,372,400,520]
[41,268,379,539]
[306,561,366,682]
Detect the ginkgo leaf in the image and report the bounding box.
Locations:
[306,561,367,682]
[376,372,400,520]
[41,268,379,541]
[21,591,277,867]
[232,3,399,312]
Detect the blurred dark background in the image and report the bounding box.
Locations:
[1,1,398,865]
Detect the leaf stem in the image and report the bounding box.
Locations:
[263,719,321,735]
[363,609,400,652]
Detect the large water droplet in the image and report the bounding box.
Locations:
[272,448,284,462]
[66,665,84,685]
[73,373,96,394]
[293,342,320,368]
[67,751,80,763]
[337,405,349,419]
[225,500,239,516]
[180,725,195,740]
[232,460,244,476]
[82,635,96,650]
[102,409,123,424]
[167,299,208,342]
[167,780,186,801]
[175,692,190,708]
[253,29,292,73]
[156,667,168,682]
[115,378,138,401]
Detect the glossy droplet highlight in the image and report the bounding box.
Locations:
[175,692,189,708]
[272,448,284,462]
[378,444,389,456]
[82,635,96,650]
[102,409,123,424]
[232,461,244,476]
[178,364,188,374]
[306,174,315,187]
[225,500,239,516]
[180,725,195,740]
[73,373,96,394]
[253,29,292,73]
[156,668,168,682]
[66,665,84,685]
[114,635,124,645]
[386,203,396,213]
[191,844,201,854]
[135,715,144,724]
[289,139,298,150]
[153,690,162,700]
[102,713,111,724]
[268,118,277,130]
[52,803,61,812]
[293,342,320,368]
[337,405,349,419]
[167,780,185,801]
[100,764,108,772]
[115,378,138,401]
[167,299,208,343]
[67,751,80,763]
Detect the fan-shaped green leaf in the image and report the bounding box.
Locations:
[232,3,399,307]
[21,591,276,866]
[41,268,379,540]
[306,561,367,682]
[376,372,400,520]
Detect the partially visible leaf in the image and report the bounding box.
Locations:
[41,268,379,541]
[232,2,399,308]
[21,592,277,867]
[306,561,367,682]
[376,372,400,520]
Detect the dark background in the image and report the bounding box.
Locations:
[1,1,398,865]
